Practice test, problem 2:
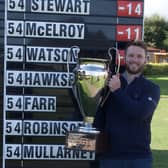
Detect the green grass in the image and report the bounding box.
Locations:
[151,99,168,168]
[147,75,168,97]
[147,75,168,168]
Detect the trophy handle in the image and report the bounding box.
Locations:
[99,47,121,107]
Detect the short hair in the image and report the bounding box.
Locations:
[125,40,147,56]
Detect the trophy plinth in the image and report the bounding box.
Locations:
[65,122,100,151]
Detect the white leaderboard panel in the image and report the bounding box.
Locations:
[31,0,91,15]
[5,120,83,136]
[7,0,91,15]
[6,45,79,64]
[6,71,75,88]
[7,20,85,39]
[5,144,95,160]
[5,95,56,112]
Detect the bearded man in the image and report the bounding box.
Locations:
[93,40,160,168]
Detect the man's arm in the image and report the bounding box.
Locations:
[112,84,160,120]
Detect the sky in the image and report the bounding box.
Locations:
[144,0,168,19]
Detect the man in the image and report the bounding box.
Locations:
[93,40,160,168]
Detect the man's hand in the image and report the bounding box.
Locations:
[108,73,121,92]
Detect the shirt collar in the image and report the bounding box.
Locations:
[121,72,144,85]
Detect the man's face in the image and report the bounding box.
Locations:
[125,45,147,74]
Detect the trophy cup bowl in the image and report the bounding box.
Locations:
[76,59,108,119]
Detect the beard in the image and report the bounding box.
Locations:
[125,63,145,74]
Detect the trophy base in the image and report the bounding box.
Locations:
[65,129,99,152]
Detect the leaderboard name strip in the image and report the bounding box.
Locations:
[5,120,83,136]
[8,0,91,15]
[7,21,85,39]
[6,45,79,63]
[6,71,75,88]
[5,95,56,112]
[6,20,142,41]
[5,144,95,160]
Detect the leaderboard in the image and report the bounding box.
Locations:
[3,0,144,168]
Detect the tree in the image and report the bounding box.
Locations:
[144,14,168,51]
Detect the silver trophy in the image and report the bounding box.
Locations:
[65,47,120,151]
